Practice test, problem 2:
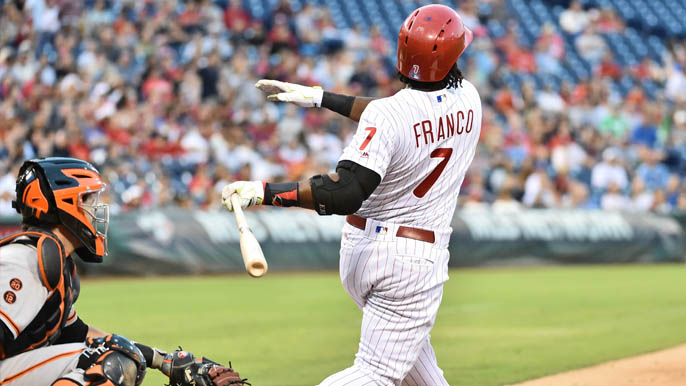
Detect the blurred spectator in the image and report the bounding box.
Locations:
[598,104,629,138]
[523,163,558,208]
[601,182,630,211]
[595,52,622,80]
[636,150,670,191]
[0,0,682,216]
[559,1,589,35]
[575,25,607,64]
[595,7,624,33]
[630,178,654,212]
[665,65,686,103]
[591,148,628,191]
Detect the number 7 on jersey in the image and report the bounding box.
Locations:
[413,148,453,198]
[359,127,377,150]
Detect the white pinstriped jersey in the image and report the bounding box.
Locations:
[339,80,482,232]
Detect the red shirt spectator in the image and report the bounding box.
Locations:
[507,47,537,73]
[595,53,622,79]
[536,24,565,60]
[224,0,251,32]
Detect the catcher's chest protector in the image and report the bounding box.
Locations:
[0,228,78,359]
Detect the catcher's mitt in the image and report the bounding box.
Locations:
[161,349,249,386]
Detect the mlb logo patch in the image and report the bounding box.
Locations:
[375,226,388,235]
[409,64,420,80]
[437,94,447,103]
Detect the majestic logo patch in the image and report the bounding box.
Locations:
[361,152,369,158]
[4,291,16,304]
[10,278,22,291]
[410,64,420,80]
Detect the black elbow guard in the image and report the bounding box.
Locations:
[309,161,380,216]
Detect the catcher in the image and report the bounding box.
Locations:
[0,157,248,386]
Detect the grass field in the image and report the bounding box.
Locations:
[76,264,686,386]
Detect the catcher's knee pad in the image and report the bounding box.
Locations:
[79,334,146,386]
[84,351,140,386]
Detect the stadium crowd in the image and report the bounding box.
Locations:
[0,0,685,215]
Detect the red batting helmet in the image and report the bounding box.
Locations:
[397,4,473,82]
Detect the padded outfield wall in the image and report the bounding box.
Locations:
[1,209,684,275]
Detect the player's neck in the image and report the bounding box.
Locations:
[405,84,444,92]
[51,225,81,256]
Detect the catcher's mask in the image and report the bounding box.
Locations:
[12,157,109,263]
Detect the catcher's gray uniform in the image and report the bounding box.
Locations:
[0,237,90,385]
[0,343,87,385]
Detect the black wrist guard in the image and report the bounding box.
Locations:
[322,91,355,117]
[264,182,299,207]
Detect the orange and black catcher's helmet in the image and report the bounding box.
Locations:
[397,4,473,82]
[12,157,109,262]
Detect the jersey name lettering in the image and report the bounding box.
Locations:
[412,109,474,148]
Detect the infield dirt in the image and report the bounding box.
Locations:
[510,344,686,386]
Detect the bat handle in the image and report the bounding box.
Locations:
[230,193,247,222]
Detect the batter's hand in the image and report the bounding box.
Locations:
[222,181,264,212]
[255,79,323,108]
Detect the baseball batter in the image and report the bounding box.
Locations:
[0,157,246,386]
[224,4,479,385]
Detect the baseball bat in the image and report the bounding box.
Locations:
[230,193,268,278]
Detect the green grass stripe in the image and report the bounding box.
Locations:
[75,265,686,386]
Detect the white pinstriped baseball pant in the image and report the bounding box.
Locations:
[317,220,451,386]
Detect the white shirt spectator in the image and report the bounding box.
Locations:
[227,144,260,173]
[278,140,308,164]
[306,130,342,167]
[560,3,589,35]
[0,172,16,216]
[537,88,566,113]
[601,191,630,210]
[665,67,686,102]
[552,141,587,173]
[523,171,557,207]
[591,161,628,190]
[11,58,36,85]
[37,2,61,33]
[631,192,654,212]
[277,105,303,144]
[180,129,209,165]
[575,28,607,64]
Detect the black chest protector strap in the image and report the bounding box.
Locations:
[0,228,76,359]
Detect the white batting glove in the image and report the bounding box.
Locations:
[255,79,323,108]
[222,181,264,212]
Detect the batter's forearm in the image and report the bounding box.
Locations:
[261,181,315,210]
[263,161,379,216]
[297,179,315,210]
[321,92,376,122]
